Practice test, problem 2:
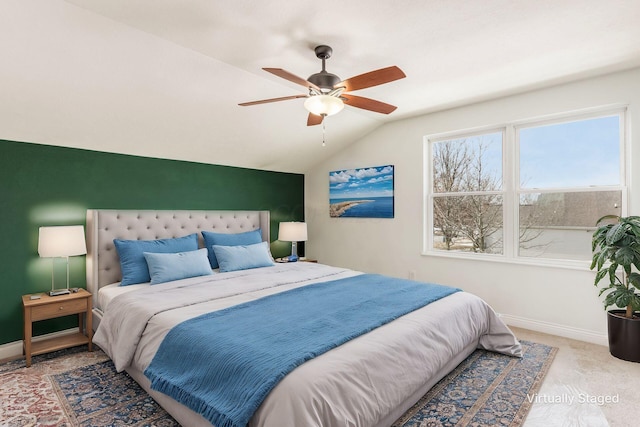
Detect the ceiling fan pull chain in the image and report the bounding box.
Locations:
[322,119,326,147]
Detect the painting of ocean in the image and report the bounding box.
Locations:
[329,165,394,218]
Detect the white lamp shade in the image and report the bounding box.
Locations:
[38,225,87,257]
[304,95,344,117]
[278,222,308,242]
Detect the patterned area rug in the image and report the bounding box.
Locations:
[0,341,555,427]
[0,347,177,427]
[392,341,557,426]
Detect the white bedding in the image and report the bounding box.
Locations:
[93,262,522,427]
[97,282,147,312]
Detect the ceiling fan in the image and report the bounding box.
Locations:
[239,45,406,126]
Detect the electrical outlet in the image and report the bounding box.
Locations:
[408,270,416,280]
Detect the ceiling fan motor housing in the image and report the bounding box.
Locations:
[307,72,341,92]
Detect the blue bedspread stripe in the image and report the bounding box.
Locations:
[144,274,460,427]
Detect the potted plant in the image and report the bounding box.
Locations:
[591,215,640,362]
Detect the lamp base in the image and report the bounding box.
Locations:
[49,288,70,296]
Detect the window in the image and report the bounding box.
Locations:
[425,108,626,264]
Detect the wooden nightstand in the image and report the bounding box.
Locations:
[22,289,93,367]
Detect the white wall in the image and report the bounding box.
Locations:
[305,67,640,345]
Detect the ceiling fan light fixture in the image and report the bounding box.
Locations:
[304,95,344,117]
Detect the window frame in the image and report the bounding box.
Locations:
[423,106,628,269]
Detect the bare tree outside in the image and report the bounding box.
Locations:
[432,134,503,253]
[431,139,472,250]
[518,192,551,252]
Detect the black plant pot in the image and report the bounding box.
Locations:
[607,310,640,363]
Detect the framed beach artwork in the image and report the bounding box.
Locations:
[329,165,394,218]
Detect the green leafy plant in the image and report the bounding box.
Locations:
[591,215,640,318]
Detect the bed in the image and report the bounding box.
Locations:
[87,209,522,427]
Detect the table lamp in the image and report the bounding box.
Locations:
[278,222,307,261]
[38,225,87,296]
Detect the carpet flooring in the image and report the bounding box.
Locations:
[0,340,555,427]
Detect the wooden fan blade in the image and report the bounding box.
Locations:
[239,94,307,106]
[307,113,324,126]
[337,66,406,92]
[263,68,321,91]
[342,94,397,114]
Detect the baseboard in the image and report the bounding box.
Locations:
[499,313,608,347]
[0,328,80,362]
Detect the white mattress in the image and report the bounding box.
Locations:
[94,262,521,427]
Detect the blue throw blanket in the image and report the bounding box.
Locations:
[144,274,460,427]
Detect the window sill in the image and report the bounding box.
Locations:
[421,250,592,271]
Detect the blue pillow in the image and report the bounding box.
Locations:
[202,229,262,268]
[213,241,275,273]
[114,233,198,286]
[143,249,213,285]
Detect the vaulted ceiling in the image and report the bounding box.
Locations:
[2,0,639,173]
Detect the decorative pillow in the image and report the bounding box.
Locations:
[213,241,275,273]
[143,249,213,285]
[201,229,262,268]
[113,233,198,286]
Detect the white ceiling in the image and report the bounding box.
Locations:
[2,0,640,173]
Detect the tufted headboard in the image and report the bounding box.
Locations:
[86,209,270,308]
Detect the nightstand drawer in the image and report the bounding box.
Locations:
[30,298,87,321]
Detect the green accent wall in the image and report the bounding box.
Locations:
[0,140,304,346]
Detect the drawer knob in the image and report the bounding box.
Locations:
[59,306,64,310]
